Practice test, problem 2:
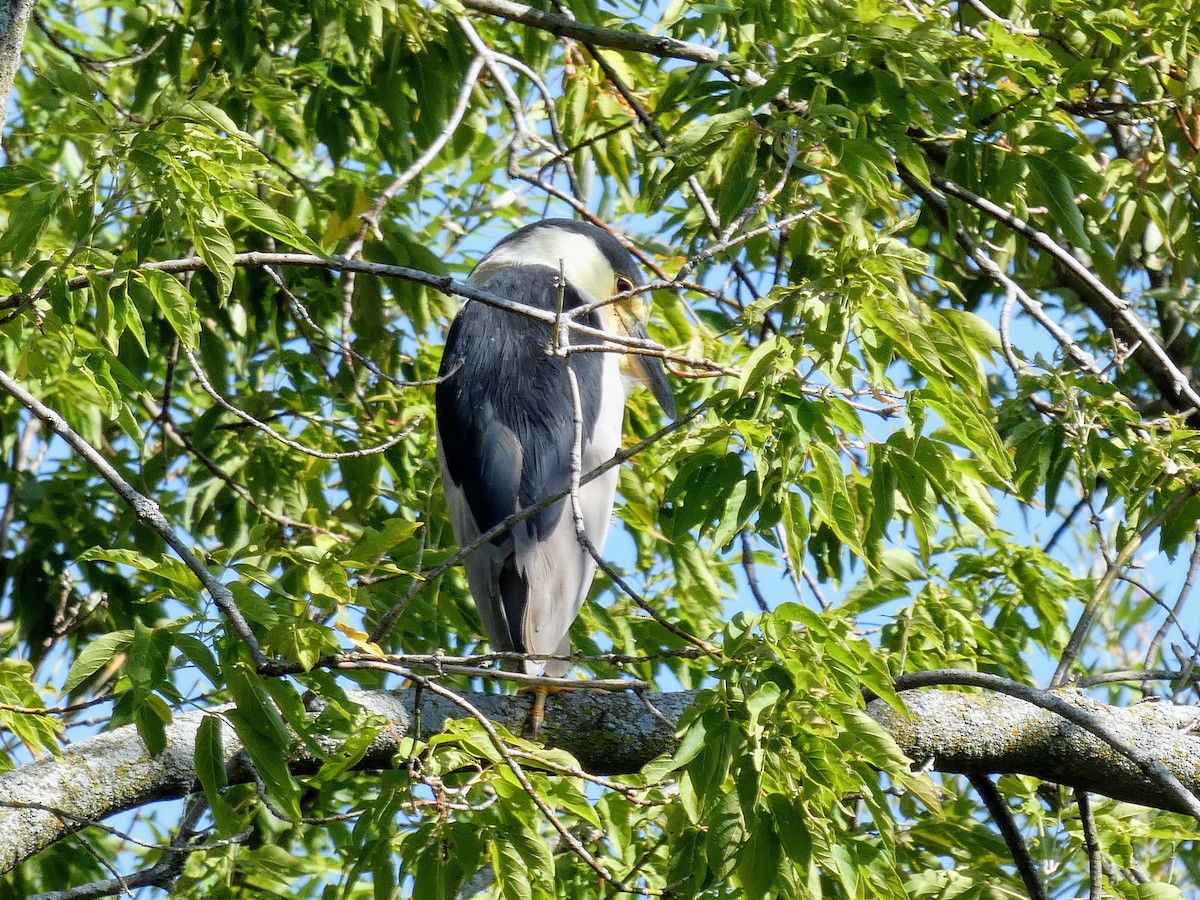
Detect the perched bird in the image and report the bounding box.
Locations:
[435,219,675,731]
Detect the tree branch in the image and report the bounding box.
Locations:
[0,368,267,668]
[458,0,722,68]
[0,0,35,145]
[6,684,1200,872]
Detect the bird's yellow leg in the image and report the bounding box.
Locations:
[517,684,563,737]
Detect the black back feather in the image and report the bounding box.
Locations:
[436,265,605,542]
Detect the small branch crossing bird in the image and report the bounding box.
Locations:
[435,219,675,733]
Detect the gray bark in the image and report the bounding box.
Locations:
[1,686,1199,873]
[0,0,35,143]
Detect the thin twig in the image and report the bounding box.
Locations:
[1144,528,1200,676]
[181,345,420,460]
[967,774,1048,900]
[1076,789,1104,900]
[739,530,771,613]
[1052,482,1200,688]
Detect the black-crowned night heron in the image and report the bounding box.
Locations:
[435,219,675,732]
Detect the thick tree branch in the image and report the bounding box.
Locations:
[5,686,1200,872]
[0,0,35,144]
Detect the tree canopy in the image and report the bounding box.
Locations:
[2,0,1200,897]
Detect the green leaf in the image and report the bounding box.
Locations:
[414,828,468,900]
[223,191,325,256]
[1027,154,1091,251]
[314,721,381,783]
[738,335,786,397]
[0,187,62,264]
[706,789,745,879]
[174,633,221,685]
[0,165,45,195]
[489,837,532,900]
[225,663,292,749]
[134,694,170,755]
[195,714,228,797]
[744,681,780,739]
[191,213,236,301]
[738,813,781,899]
[840,707,911,770]
[226,710,303,822]
[64,630,134,694]
[135,269,199,345]
[175,100,251,138]
[768,795,812,871]
[128,622,173,704]
[1132,886,1185,900]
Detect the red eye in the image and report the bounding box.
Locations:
[616,277,634,294]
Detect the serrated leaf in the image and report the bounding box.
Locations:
[64,630,134,693]
[128,621,173,703]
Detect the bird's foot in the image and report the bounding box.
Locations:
[516,683,562,738]
[517,681,615,737]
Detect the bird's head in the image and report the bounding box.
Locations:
[469,219,676,418]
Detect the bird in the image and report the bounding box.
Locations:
[435,218,675,733]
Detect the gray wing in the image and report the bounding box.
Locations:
[435,269,618,674]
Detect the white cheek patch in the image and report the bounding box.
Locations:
[470,228,616,302]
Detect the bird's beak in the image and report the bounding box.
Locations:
[630,320,676,420]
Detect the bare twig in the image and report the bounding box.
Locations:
[740,529,771,613]
[1052,483,1200,688]
[1076,789,1104,900]
[180,345,420,460]
[1144,527,1200,676]
[338,56,486,372]
[968,774,1048,900]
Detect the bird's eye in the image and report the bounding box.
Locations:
[616,277,634,294]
